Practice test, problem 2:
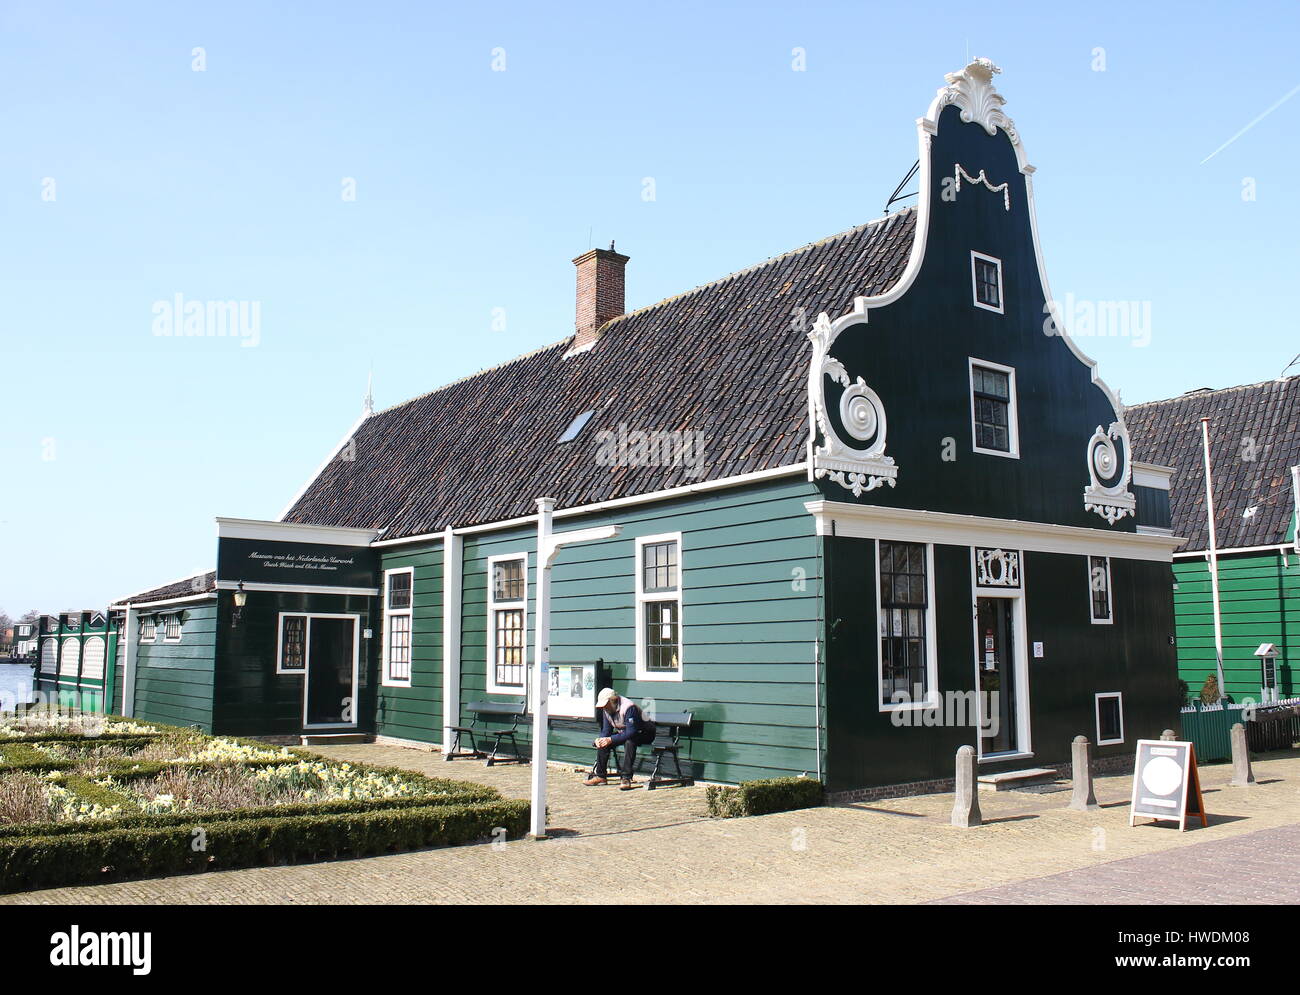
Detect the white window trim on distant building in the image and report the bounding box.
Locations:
[1095,691,1124,746]
[969,357,1020,459]
[381,567,414,687]
[971,250,1004,314]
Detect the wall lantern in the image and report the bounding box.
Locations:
[1255,643,1279,704]
[231,581,247,629]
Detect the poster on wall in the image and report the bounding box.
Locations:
[1129,739,1208,832]
[547,663,598,719]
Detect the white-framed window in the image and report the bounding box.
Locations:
[1095,691,1124,746]
[487,553,528,694]
[382,566,414,687]
[276,613,307,674]
[969,358,1020,458]
[635,533,683,681]
[163,613,182,643]
[877,540,938,711]
[139,617,157,643]
[1088,556,1113,624]
[971,250,1004,313]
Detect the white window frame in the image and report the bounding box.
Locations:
[139,617,157,644]
[1095,691,1124,746]
[276,613,308,674]
[968,357,1020,459]
[635,532,684,682]
[486,552,529,696]
[1088,555,1113,625]
[970,250,1004,314]
[162,613,183,643]
[381,566,414,688]
[876,540,939,712]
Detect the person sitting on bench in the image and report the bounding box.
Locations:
[584,687,656,790]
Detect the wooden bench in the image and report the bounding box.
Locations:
[588,709,694,789]
[447,701,528,766]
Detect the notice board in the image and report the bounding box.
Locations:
[1129,739,1208,831]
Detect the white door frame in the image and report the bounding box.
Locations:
[300,612,361,730]
[970,550,1032,762]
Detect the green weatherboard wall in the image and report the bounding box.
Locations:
[379,477,825,784]
[132,601,219,731]
[1173,550,1300,700]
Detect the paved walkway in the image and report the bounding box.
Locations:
[6,744,1300,904]
[932,823,1300,904]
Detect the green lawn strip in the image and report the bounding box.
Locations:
[0,797,531,893]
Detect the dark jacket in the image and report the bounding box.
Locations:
[599,701,655,746]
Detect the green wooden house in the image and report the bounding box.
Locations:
[1128,379,1300,703]
[103,59,1182,794]
[33,610,117,713]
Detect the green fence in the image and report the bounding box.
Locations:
[1179,702,1247,762]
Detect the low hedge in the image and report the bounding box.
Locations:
[0,798,531,893]
[705,776,824,818]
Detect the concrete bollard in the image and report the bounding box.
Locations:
[1229,722,1256,786]
[1067,735,1100,811]
[1160,729,1177,741]
[951,745,982,828]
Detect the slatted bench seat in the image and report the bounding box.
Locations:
[447,700,528,766]
[587,709,694,789]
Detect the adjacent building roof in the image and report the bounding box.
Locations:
[282,210,917,539]
[115,571,217,607]
[1127,378,1300,552]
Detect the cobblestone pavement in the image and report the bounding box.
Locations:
[6,744,1300,905]
[931,823,1300,904]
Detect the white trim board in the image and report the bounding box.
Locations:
[1131,462,1175,490]
[214,580,379,597]
[107,592,216,611]
[217,517,382,547]
[1172,543,1293,559]
[805,500,1182,562]
[370,463,808,548]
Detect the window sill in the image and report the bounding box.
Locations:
[972,446,1020,460]
[978,750,1035,765]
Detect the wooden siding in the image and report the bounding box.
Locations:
[1172,550,1300,700]
[375,544,444,744]
[132,601,218,730]
[454,477,823,783]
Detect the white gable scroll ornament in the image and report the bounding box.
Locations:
[937,58,1020,146]
[807,312,898,497]
[1083,421,1136,525]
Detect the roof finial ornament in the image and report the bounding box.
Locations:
[363,369,374,416]
[938,57,1020,145]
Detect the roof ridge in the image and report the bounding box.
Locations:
[1129,376,1299,408]
[371,209,913,420]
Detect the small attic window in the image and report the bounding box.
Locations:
[557,410,594,443]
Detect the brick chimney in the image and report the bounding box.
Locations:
[571,242,629,352]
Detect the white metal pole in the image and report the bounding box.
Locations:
[530,498,555,839]
[1200,418,1227,701]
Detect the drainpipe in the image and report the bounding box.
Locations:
[530,498,556,839]
[441,527,462,755]
[1200,418,1227,701]
[121,604,137,717]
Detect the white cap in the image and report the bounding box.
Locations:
[595,687,617,708]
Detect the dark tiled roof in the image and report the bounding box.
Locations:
[283,210,918,538]
[117,571,216,606]
[1127,379,1300,552]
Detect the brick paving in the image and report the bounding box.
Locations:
[5,743,1300,905]
[932,823,1300,904]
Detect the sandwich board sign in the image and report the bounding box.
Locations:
[1129,739,1207,831]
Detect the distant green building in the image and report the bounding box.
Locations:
[1129,380,1300,703]
[33,610,118,712]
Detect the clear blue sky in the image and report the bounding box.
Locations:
[2,0,1298,613]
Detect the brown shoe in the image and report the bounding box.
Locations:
[583,776,608,786]
[619,779,637,791]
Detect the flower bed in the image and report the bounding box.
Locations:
[0,710,528,892]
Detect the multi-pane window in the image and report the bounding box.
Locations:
[383,568,413,685]
[139,618,157,643]
[971,364,1013,453]
[879,540,930,706]
[1089,556,1112,624]
[637,535,682,679]
[163,614,182,643]
[279,615,306,672]
[971,252,1003,312]
[1096,692,1124,745]
[488,556,527,692]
